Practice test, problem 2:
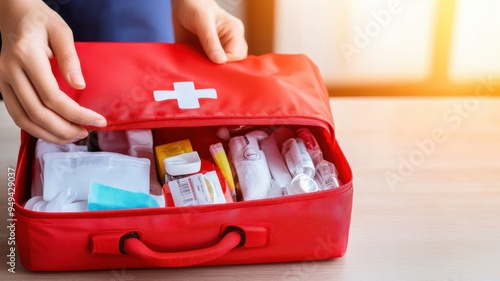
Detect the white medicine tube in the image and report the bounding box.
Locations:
[260,135,293,189]
[126,130,163,195]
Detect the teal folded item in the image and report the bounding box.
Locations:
[88,182,160,211]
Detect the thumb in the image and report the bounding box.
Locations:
[49,26,86,89]
[193,17,228,64]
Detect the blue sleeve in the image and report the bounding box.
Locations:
[52,0,174,43]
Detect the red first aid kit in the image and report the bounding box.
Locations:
[13,43,353,271]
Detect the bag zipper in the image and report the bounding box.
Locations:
[95,115,334,137]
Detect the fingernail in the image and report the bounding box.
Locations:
[72,130,89,142]
[90,119,107,127]
[69,72,86,87]
[211,51,227,64]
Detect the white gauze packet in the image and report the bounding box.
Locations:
[42,151,150,202]
[32,139,88,197]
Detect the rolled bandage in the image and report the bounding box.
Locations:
[229,131,271,201]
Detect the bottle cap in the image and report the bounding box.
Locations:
[287,174,319,195]
[164,151,201,176]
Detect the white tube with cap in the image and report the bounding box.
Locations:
[259,135,292,190]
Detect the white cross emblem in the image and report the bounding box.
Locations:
[153,81,217,109]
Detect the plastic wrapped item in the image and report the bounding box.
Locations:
[88,182,160,211]
[31,139,87,197]
[42,151,150,202]
[314,160,341,190]
[210,143,237,202]
[24,190,87,213]
[296,128,323,166]
[281,138,316,178]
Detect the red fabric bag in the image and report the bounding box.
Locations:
[13,43,353,271]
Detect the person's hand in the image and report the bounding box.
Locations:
[172,0,248,64]
[0,0,106,144]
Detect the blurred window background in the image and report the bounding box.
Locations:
[225,0,500,96]
[2,0,497,97]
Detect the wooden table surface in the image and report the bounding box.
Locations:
[1,97,499,280]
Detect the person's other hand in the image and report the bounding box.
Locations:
[172,0,248,64]
[0,0,106,144]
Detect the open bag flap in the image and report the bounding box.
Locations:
[50,43,334,133]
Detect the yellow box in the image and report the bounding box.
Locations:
[154,139,193,184]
